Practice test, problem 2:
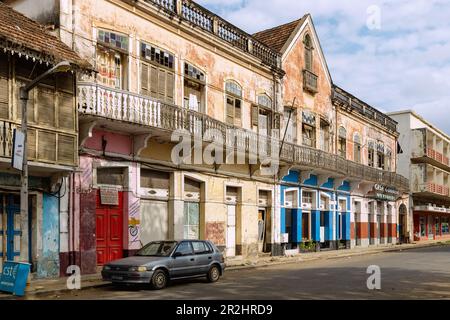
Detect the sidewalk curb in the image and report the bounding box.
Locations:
[2,241,448,299]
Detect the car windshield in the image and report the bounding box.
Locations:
[135,241,178,257]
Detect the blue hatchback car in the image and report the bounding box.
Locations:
[102,240,225,289]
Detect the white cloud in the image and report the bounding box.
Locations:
[197,0,450,134]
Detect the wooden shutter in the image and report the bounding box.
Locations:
[38,131,56,162]
[305,48,312,71]
[56,74,74,93]
[234,99,242,126]
[0,58,8,119]
[38,87,55,126]
[226,96,234,125]
[150,65,158,98]
[27,129,36,160]
[140,62,149,96]
[166,71,175,103]
[158,69,166,100]
[58,93,74,130]
[58,134,76,165]
[251,105,259,127]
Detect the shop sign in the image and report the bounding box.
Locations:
[0,262,31,297]
[373,184,399,201]
[11,129,25,171]
[100,187,119,206]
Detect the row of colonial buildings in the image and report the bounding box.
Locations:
[0,0,447,279]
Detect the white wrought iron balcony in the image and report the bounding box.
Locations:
[77,82,409,191]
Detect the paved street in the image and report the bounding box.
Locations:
[28,245,450,300]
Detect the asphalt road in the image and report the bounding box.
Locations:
[31,245,450,300]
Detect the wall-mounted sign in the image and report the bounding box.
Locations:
[372,184,399,201]
[0,261,31,297]
[100,187,119,206]
[11,129,25,171]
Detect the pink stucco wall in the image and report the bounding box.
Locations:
[84,129,132,156]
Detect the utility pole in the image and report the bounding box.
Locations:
[17,61,72,263]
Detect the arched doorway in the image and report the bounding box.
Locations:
[399,204,408,244]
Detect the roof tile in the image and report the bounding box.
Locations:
[0,2,91,70]
[252,16,307,53]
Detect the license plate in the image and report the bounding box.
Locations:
[112,276,123,281]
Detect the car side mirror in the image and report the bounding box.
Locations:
[173,252,183,258]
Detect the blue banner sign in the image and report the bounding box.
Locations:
[0,261,31,296]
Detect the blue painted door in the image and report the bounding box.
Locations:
[0,195,21,263]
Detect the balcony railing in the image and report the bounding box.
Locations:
[0,120,15,158]
[419,183,450,197]
[141,0,280,69]
[77,82,410,191]
[303,69,318,94]
[412,128,450,170]
[332,86,398,133]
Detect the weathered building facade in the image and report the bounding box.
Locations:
[389,110,450,242]
[253,16,410,251]
[0,2,90,278]
[5,0,410,277]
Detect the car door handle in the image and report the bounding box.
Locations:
[190,258,195,262]
[208,257,212,260]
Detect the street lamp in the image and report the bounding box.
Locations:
[18,61,72,263]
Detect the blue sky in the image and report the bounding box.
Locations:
[197,0,450,134]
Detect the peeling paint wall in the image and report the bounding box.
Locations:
[281,22,334,140]
[60,0,275,131]
[337,112,397,167]
[37,194,60,278]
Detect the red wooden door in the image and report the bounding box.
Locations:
[96,191,124,265]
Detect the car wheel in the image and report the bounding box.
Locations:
[207,265,221,283]
[151,270,168,290]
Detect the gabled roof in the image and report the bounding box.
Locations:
[252,15,308,53]
[0,2,91,70]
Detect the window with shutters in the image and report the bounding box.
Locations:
[183,63,205,112]
[252,94,273,136]
[304,34,313,72]
[338,126,347,158]
[38,87,55,127]
[353,133,361,163]
[302,124,315,148]
[96,30,129,90]
[58,93,74,130]
[283,107,297,144]
[38,131,56,162]
[140,42,175,104]
[0,55,9,120]
[385,148,392,172]
[58,134,76,165]
[225,81,242,127]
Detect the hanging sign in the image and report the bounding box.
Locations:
[11,129,25,171]
[0,261,31,297]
